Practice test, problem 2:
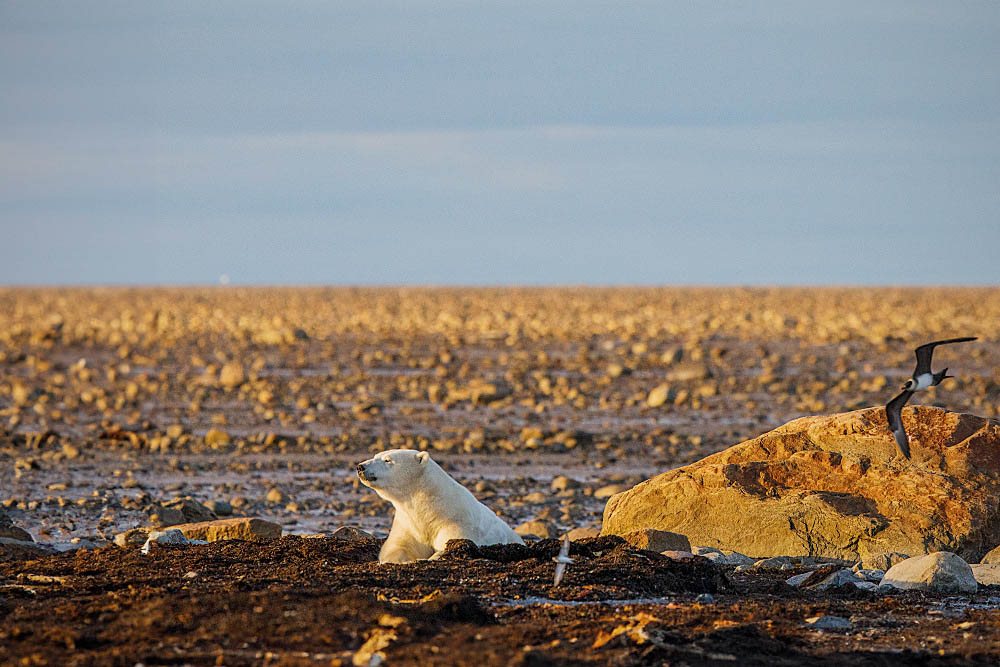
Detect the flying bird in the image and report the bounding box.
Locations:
[885,337,977,458]
[552,534,574,587]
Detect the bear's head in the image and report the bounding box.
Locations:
[356,449,431,497]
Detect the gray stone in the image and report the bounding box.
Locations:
[692,546,722,557]
[811,568,863,591]
[720,550,756,567]
[153,498,217,526]
[331,526,374,541]
[805,615,853,631]
[754,556,796,570]
[0,507,32,542]
[114,528,150,548]
[859,552,909,572]
[881,552,978,594]
[204,500,234,516]
[855,568,885,583]
[786,572,812,587]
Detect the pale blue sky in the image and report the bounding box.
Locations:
[2,1,998,285]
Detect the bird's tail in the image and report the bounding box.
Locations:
[933,368,952,385]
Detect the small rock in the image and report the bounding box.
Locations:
[646,383,673,408]
[881,552,978,594]
[114,528,150,548]
[141,529,198,554]
[566,525,601,541]
[204,428,231,448]
[0,524,33,542]
[218,362,245,388]
[969,563,1000,586]
[265,488,287,504]
[859,552,909,571]
[855,568,885,583]
[720,551,756,567]
[593,484,626,499]
[692,546,722,557]
[551,476,580,492]
[521,492,547,504]
[785,572,812,587]
[204,500,233,516]
[331,526,374,541]
[853,580,879,592]
[0,508,33,542]
[754,556,796,570]
[0,537,55,560]
[153,498,217,526]
[515,519,554,539]
[805,615,853,631]
[621,529,691,553]
[810,568,863,591]
[695,593,714,604]
[661,550,696,560]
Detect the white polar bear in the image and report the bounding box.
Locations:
[356,449,523,563]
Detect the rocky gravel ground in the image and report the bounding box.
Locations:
[2,286,1000,665]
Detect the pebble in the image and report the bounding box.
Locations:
[646,383,673,408]
[204,500,233,516]
[141,529,203,554]
[854,568,885,583]
[565,525,601,541]
[331,526,374,541]
[805,615,853,631]
[515,519,554,539]
[695,593,714,604]
[593,484,625,499]
[265,488,287,504]
[550,476,580,492]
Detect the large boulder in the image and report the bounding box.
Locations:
[602,406,1000,561]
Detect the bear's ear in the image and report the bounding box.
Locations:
[415,451,429,464]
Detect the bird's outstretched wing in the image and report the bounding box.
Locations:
[553,534,572,586]
[913,337,977,376]
[885,389,915,458]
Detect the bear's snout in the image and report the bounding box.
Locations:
[356,462,375,483]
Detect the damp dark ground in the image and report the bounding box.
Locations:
[3,536,1000,666]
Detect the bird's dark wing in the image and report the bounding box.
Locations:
[912,337,977,376]
[885,389,914,458]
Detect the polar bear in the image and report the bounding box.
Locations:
[356,449,523,563]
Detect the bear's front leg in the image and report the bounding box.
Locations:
[379,545,415,564]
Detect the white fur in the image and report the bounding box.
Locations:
[356,449,523,563]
